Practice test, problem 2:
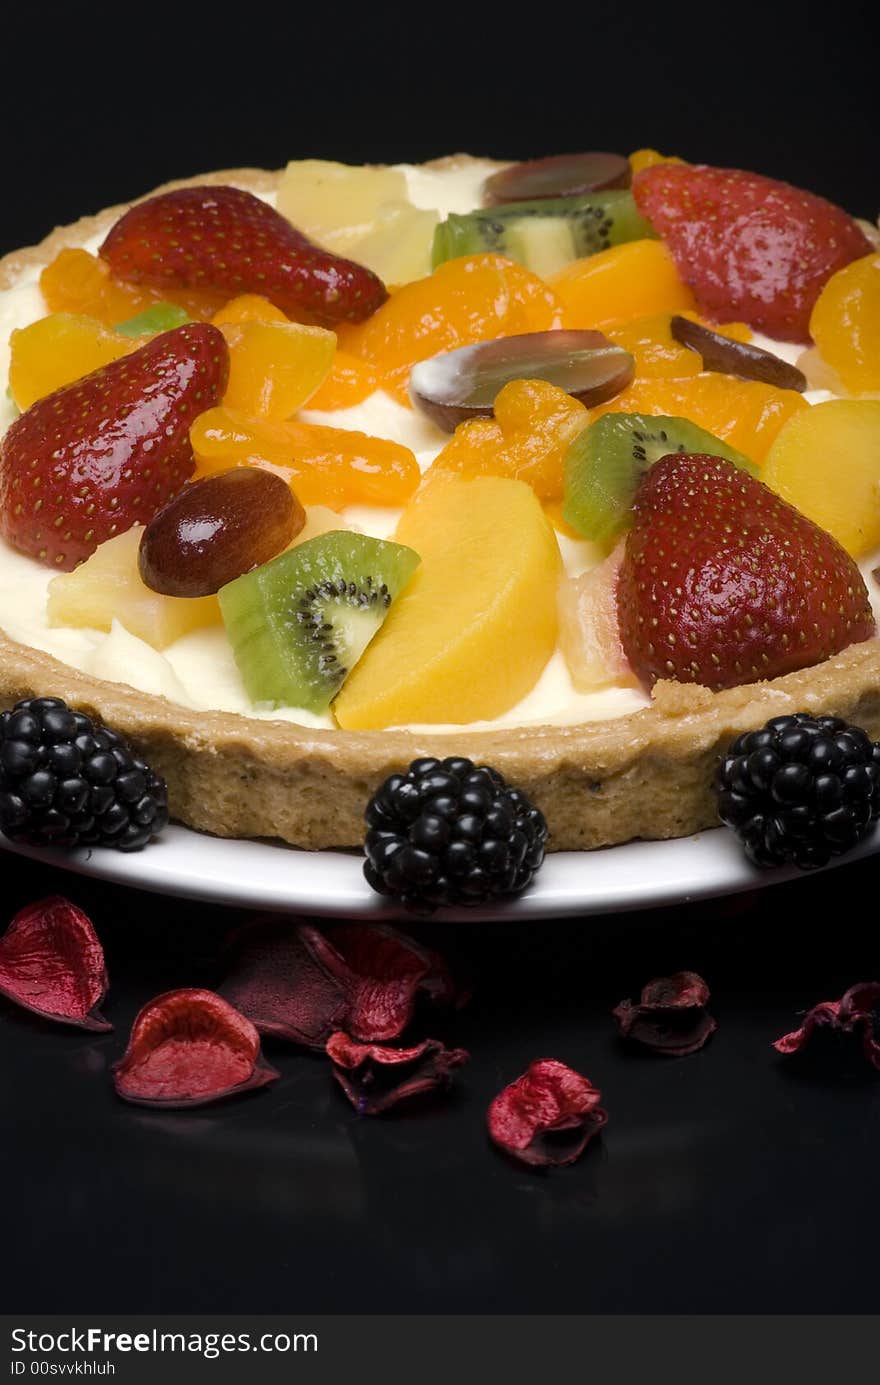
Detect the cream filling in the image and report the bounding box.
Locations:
[0,168,863,732]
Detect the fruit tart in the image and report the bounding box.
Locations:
[1,151,879,853]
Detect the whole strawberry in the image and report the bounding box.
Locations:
[633,163,872,342]
[0,323,228,570]
[100,186,388,327]
[617,453,875,692]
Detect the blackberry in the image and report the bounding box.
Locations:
[364,756,548,911]
[0,697,169,852]
[715,713,880,869]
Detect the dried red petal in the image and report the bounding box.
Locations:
[0,896,111,1031]
[487,1059,608,1168]
[112,988,278,1108]
[774,981,880,1070]
[326,1031,469,1114]
[220,918,461,1049]
[613,970,716,1056]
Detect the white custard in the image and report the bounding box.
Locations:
[0,168,863,733]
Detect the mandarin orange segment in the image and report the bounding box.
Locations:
[341,254,568,405]
[809,253,880,394]
[190,406,420,508]
[40,248,226,326]
[429,379,589,501]
[628,148,685,175]
[589,375,808,464]
[306,349,380,411]
[549,240,698,330]
[8,313,131,410]
[604,311,752,379]
[212,294,290,326]
[219,320,336,419]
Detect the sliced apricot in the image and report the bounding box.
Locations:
[190,406,420,509]
[219,320,336,419]
[549,240,697,329]
[8,313,131,410]
[589,375,808,464]
[809,253,880,394]
[430,379,588,501]
[306,350,380,411]
[212,294,290,326]
[340,254,567,405]
[40,248,226,326]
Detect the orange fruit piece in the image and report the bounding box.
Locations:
[307,350,380,411]
[41,248,226,326]
[8,312,131,410]
[430,378,588,501]
[549,240,697,329]
[190,407,420,509]
[809,253,880,394]
[628,148,685,175]
[212,294,290,326]
[340,254,567,405]
[219,320,336,419]
[605,312,752,380]
[590,375,808,465]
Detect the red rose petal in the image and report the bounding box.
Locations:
[221,918,462,1049]
[0,896,111,1031]
[774,981,880,1070]
[326,1031,469,1115]
[487,1059,608,1168]
[112,988,278,1108]
[613,970,716,1056]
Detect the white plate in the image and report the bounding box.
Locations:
[2,819,878,920]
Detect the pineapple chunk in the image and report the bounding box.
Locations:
[277,160,409,254]
[47,526,221,650]
[351,201,439,286]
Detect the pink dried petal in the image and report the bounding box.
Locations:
[220,919,349,1049]
[112,988,278,1108]
[0,896,111,1031]
[487,1058,608,1168]
[326,1031,469,1114]
[613,970,716,1056]
[221,918,461,1049]
[774,981,880,1070]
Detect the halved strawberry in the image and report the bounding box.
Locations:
[633,163,873,342]
[100,186,388,327]
[0,323,228,570]
[617,453,875,692]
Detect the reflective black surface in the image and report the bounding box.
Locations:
[1,848,877,1313]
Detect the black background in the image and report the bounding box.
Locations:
[1,0,879,1317]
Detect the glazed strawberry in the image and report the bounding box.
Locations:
[0,323,228,570]
[99,186,388,327]
[633,163,873,341]
[616,453,875,692]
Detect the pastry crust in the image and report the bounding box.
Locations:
[2,164,879,852]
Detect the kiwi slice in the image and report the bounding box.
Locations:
[431,191,654,277]
[114,303,191,337]
[563,413,758,545]
[218,531,420,712]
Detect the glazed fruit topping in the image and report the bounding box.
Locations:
[633,162,873,341]
[363,756,548,912]
[483,152,631,205]
[409,329,634,432]
[139,469,304,598]
[669,314,807,391]
[716,714,880,870]
[809,252,880,394]
[112,988,278,1108]
[0,896,111,1031]
[616,453,875,692]
[0,696,168,852]
[100,185,388,327]
[0,323,228,570]
[487,1059,607,1167]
